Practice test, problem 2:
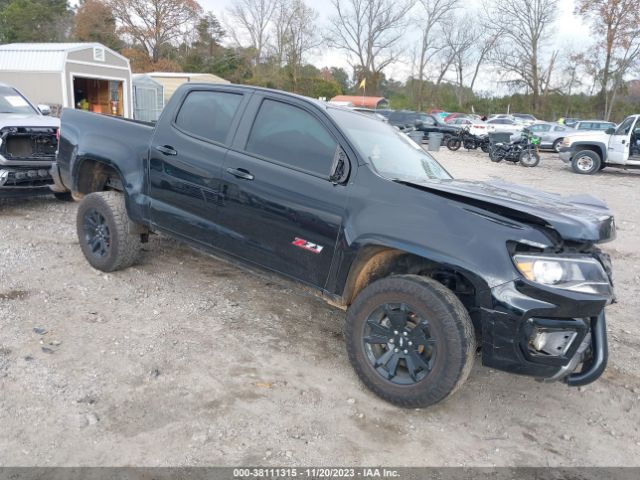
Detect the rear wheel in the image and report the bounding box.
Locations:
[519,149,540,167]
[571,150,601,174]
[345,275,475,408]
[76,191,142,272]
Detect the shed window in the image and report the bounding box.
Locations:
[93,47,105,62]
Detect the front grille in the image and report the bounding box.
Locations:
[1,127,58,160]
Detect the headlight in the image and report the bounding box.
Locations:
[513,254,611,295]
[561,137,571,146]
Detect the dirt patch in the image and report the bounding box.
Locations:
[0,289,29,300]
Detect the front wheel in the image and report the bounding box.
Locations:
[345,275,475,408]
[446,137,461,151]
[53,191,74,202]
[519,149,540,167]
[76,191,142,272]
[571,150,601,174]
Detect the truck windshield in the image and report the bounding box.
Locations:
[0,86,37,115]
[328,107,452,182]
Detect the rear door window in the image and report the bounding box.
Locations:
[175,90,243,144]
[245,99,338,177]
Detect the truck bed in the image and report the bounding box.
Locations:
[55,109,155,194]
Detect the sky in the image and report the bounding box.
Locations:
[199,0,589,94]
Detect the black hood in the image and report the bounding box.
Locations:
[401,179,616,244]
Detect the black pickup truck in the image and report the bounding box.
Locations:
[387,111,459,141]
[53,84,615,408]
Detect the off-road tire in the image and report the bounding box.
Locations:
[571,150,601,175]
[345,275,475,408]
[519,149,540,167]
[76,191,141,272]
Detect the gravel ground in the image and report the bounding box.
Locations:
[0,149,639,466]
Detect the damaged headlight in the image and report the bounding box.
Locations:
[513,254,612,296]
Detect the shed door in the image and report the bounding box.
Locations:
[134,86,161,122]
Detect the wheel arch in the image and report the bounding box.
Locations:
[72,156,147,227]
[73,156,126,195]
[571,142,606,161]
[339,243,490,332]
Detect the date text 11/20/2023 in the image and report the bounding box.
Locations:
[233,467,400,478]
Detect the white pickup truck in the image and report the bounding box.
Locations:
[559,114,640,174]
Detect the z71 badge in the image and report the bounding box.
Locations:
[292,237,324,254]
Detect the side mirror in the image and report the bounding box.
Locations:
[38,104,51,116]
[414,119,423,127]
[605,128,615,135]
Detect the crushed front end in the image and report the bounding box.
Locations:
[481,244,614,387]
[0,126,58,197]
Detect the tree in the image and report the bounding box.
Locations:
[0,0,72,42]
[486,0,558,113]
[227,0,277,66]
[73,0,122,50]
[327,0,415,95]
[194,12,226,58]
[413,0,457,109]
[330,67,351,93]
[109,0,202,62]
[283,0,320,92]
[575,0,640,120]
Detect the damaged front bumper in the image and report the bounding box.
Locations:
[480,279,611,386]
[0,126,58,196]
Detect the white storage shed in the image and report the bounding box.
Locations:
[0,42,133,117]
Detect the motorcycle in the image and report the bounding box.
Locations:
[446,127,482,151]
[488,129,541,167]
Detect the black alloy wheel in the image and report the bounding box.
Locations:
[363,302,437,385]
[83,208,111,258]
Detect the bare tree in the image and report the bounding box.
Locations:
[227,0,277,66]
[284,0,320,92]
[327,0,415,95]
[414,0,458,109]
[109,0,202,62]
[272,0,294,68]
[575,0,640,120]
[486,0,558,113]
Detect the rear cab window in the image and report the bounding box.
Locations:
[174,90,244,144]
[245,99,338,178]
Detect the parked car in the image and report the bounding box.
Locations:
[388,110,459,141]
[446,117,489,136]
[0,82,60,198]
[559,114,640,174]
[486,117,524,134]
[443,112,469,123]
[512,113,537,125]
[54,84,615,408]
[527,121,572,152]
[350,107,388,123]
[572,120,617,132]
[563,118,580,127]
